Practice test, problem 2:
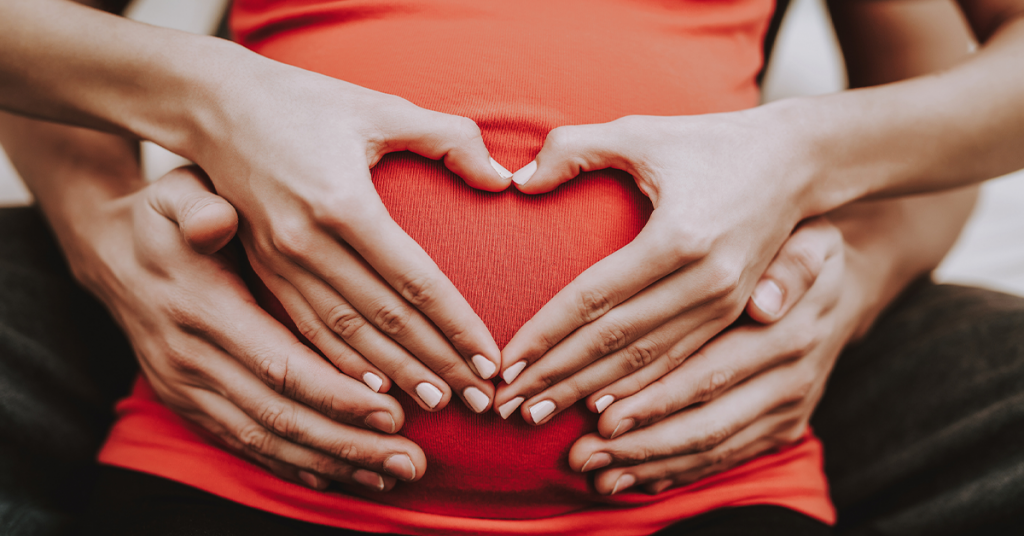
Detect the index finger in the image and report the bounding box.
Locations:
[500,209,699,382]
[327,186,502,381]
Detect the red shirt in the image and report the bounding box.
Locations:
[98,1,835,533]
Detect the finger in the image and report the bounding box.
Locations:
[378,104,512,192]
[201,350,427,483]
[148,166,239,255]
[594,412,806,495]
[569,362,805,471]
[592,321,802,438]
[186,387,401,491]
[192,287,409,434]
[511,121,638,195]
[299,207,498,407]
[266,265,459,414]
[500,209,704,384]
[509,300,726,424]
[747,217,842,323]
[496,256,739,422]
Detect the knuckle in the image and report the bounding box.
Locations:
[785,241,826,288]
[256,355,290,393]
[596,323,634,356]
[664,225,713,263]
[269,219,315,261]
[622,339,659,373]
[545,126,577,153]
[396,273,439,310]
[370,301,413,338]
[452,116,483,142]
[295,317,326,345]
[706,258,743,300]
[694,368,732,404]
[576,287,614,324]
[258,401,297,439]
[326,303,366,340]
[238,423,274,455]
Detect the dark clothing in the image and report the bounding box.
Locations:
[1,206,1022,535]
[85,466,829,536]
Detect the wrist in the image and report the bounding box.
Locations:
[752,97,872,218]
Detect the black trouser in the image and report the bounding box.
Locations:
[1,206,1022,535]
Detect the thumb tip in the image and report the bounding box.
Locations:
[182,201,238,254]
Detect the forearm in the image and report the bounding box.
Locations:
[0,111,143,283]
[0,0,262,160]
[759,2,1024,215]
[830,187,977,339]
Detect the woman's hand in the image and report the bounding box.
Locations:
[494,112,814,422]
[72,166,427,492]
[190,63,512,414]
[564,219,857,495]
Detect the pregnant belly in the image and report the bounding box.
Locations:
[258,152,651,518]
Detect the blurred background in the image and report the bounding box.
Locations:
[1,0,1021,295]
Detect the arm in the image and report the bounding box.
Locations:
[0,0,511,414]
[561,0,985,493]
[0,112,426,490]
[492,0,1008,418]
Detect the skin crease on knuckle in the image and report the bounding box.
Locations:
[238,422,276,457]
[576,286,616,326]
[370,301,413,339]
[257,354,290,393]
[326,302,367,340]
[258,400,298,440]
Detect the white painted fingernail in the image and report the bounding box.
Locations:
[463,386,490,413]
[415,382,443,409]
[498,397,524,419]
[512,160,537,185]
[472,354,496,379]
[489,157,513,180]
[353,469,385,491]
[502,361,527,384]
[752,279,783,317]
[298,470,323,489]
[610,473,636,495]
[362,372,383,393]
[529,400,556,424]
[595,395,614,414]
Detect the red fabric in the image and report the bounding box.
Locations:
[98,0,836,534]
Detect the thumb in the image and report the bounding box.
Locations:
[380,105,512,192]
[747,217,843,323]
[148,166,239,255]
[512,121,635,195]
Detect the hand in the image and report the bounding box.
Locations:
[72,166,426,491]
[565,219,856,495]
[192,64,513,414]
[494,112,810,422]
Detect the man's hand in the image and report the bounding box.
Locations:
[565,219,852,495]
[75,166,426,491]
[493,112,809,423]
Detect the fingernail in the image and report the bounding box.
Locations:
[595,394,614,413]
[498,396,524,419]
[529,400,556,424]
[365,411,396,434]
[581,452,612,472]
[463,386,490,413]
[362,372,384,393]
[384,454,416,481]
[752,279,783,317]
[512,160,537,185]
[610,418,635,439]
[353,469,385,491]
[415,382,443,409]
[298,470,325,489]
[650,479,673,494]
[472,354,497,379]
[489,157,513,180]
[502,361,527,384]
[610,473,636,495]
